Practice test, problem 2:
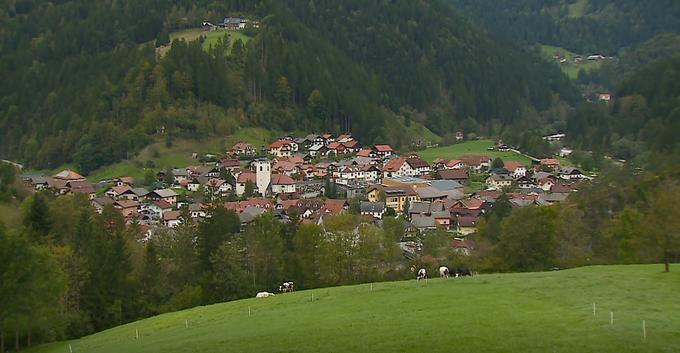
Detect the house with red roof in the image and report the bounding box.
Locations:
[231,142,256,156]
[504,161,527,178]
[458,155,491,172]
[236,172,257,196]
[53,170,86,182]
[356,149,377,158]
[271,174,296,194]
[268,140,296,157]
[374,144,394,157]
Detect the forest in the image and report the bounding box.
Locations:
[449,0,680,54]
[0,0,576,174]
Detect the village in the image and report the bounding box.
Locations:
[21,133,588,257]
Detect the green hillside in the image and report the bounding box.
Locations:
[28,265,680,353]
[540,44,603,79]
[418,140,532,164]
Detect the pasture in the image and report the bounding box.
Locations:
[540,44,603,79]
[87,127,274,181]
[418,140,533,165]
[28,265,680,353]
[157,28,252,56]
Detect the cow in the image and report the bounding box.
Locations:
[439,266,450,278]
[454,267,472,277]
[279,281,295,293]
[417,268,427,281]
[255,291,275,298]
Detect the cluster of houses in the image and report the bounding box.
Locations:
[202,17,259,30]
[22,133,590,255]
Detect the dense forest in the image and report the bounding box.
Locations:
[449,0,680,54]
[0,0,576,173]
[566,55,680,161]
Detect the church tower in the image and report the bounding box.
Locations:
[254,159,271,196]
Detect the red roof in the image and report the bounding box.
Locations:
[504,161,526,172]
[374,144,393,152]
[327,142,346,150]
[269,140,291,149]
[540,159,560,166]
[163,211,182,221]
[271,173,295,185]
[53,170,86,181]
[220,159,241,168]
[232,142,254,151]
[384,158,406,172]
[459,155,491,166]
[110,185,131,195]
[446,159,463,168]
[438,169,468,180]
[322,199,347,215]
[342,140,359,148]
[279,199,300,210]
[153,200,173,210]
[357,149,374,157]
[237,172,257,184]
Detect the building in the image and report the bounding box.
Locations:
[271,174,296,195]
[255,159,271,196]
[374,144,394,157]
[360,202,386,219]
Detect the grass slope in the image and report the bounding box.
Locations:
[28,265,680,353]
[157,28,252,56]
[87,128,274,181]
[418,140,532,165]
[540,44,603,79]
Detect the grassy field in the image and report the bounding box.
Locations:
[157,28,252,56]
[540,44,603,79]
[87,128,274,181]
[27,265,680,353]
[567,0,589,18]
[418,140,533,165]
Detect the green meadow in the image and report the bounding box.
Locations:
[418,140,533,165]
[28,265,680,353]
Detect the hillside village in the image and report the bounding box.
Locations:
[22,133,589,257]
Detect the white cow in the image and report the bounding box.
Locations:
[417,268,427,281]
[255,291,275,298]
[439,266,450,278]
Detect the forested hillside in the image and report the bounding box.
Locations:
[566,56,680,161]
[449,0,680,54]
[0,0,575,173]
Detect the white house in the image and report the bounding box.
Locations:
[271,174,296,194]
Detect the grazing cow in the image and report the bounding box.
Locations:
[279,281,295,293]
[439,266,450,278]
[256,291,275,298]
[417,268,427,281]
[455,267,472,277]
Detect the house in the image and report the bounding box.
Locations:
[271,174,296,195]
[163,211,183,228]
[205,178,232,196]
[559,167,585,180]
[342,140,361,153]
[146,189,178,205]
[308,144,329,157]
[459,155,491,172]
[504,161,527,178]
[598,93,612,102]
[68,181,96,200]
[360,202,386,219]
[91,197,114,214]
[222,17,248,30]
[106,185,131,199]
[268,140,296,157]
[113,177,135,187]
[383,158,408,178]
[321,199,347,216]
[367,185,418,214]
[456,215,480,236]
[539,159,561,170]
[53,170,86,182]
[374,144,394,157]
[517,176,536,189]
[452,238,474,256]
[121,188,150,201]
[114,200,140,218]
[326,142,348,155]
[437,169,469,184]
[188,203,207,219]
[236,172,257,196]
[444,159,465,169]
[220,159,242,173]
[486,174,514,190]
[404,156,431,176]
[543,134,566,142]
[147,200,174,220]
[231,142,256,156]
[415,187,448,203]
[356,149,377,158]
[172,169,190,184]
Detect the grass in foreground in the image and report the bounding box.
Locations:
[418,140,533,165]
[28,265,680,353]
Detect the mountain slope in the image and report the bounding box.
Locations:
[27,265,680,353]
[449,0,680,54]
[0,0,576,173]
